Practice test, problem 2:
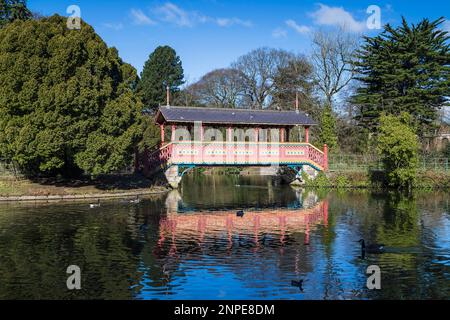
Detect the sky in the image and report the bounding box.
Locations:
[28,0,450,83]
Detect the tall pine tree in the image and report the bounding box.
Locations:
[137,46,184,112]
[353,17,450,135]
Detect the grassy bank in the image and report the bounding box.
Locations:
[0,174,170,198]
[304,170,450,190]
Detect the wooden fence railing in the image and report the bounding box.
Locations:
[328,154,449,172]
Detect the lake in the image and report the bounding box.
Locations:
[0,174,448,299]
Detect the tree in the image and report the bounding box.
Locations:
[377,113,419,190]
[232,47,294,109]
[188,68,246,108]
[318,104,338,150]
[0,1,7,26]
[171,81,200,107]
[272,54,318,115]
[139,116,161,151]
[137,46,184,111]
[311,28,359,108]
[353,17,450,135]
[0,15,142,177]
[0,0,32,27]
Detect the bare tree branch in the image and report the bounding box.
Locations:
[311,28,359,108]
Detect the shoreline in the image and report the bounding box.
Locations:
[0,173,172,202]
[1,168,448,202]
[0,187,171,202]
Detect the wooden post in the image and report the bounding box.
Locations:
[280,128,285,143]
[323,144,328,171]
[171,124,176,141]
[160,124,165,145]
[227,126,233,142]
[305,126,309,143]
[254,128,260,165]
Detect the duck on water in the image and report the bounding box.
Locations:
[89,199,100,208]
[359,239,385,254]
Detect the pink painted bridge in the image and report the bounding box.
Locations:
[136,106,328,188]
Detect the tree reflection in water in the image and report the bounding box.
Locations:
[0,175,448,299]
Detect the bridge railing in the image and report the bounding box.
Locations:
[138,143,174,175]
[141,141,326,171]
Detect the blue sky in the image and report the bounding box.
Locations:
[28,1,450,83]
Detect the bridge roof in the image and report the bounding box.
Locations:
[155,106,317,126]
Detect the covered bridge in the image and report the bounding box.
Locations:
[136,106,328,188]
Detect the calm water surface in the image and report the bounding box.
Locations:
[0,175,448,299]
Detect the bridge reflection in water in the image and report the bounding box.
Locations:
[156,190,328,256]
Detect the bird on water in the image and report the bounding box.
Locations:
[89,199,100,208]
[291,279,304,292]
[359,239,385,254]
[130,195,141,204]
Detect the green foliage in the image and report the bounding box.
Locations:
[304,171,330,188]
[301,170,312,185]
[138,116,161,151]
[318,104,337,150]
[380,192,419,246]
[137,45,184,111]
[353,17,450,135]
[0,15,143,177]
[335,175,351,189]
[0,0,32,27]
[415,170,450,190]
[336,119,372,154]
[377,113,419,190]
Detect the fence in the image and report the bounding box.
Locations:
[329,154,449,172]
[328,154,381,171]
[418,157,449,172]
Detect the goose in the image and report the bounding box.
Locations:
[130,195,141,204]
[89,199,100,208]
[236,210,245,217]
[359,239,385,254]
[291,279,304,291]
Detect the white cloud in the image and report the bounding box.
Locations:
[216,18,252,27]
[309,4,366,33]
[272,28,288,38]
[103,22,124,31]
[155,2,193,27]
[443,20,450,32]
[285,19,311,34]
[153,2,252,28]
[130,9,157,26]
